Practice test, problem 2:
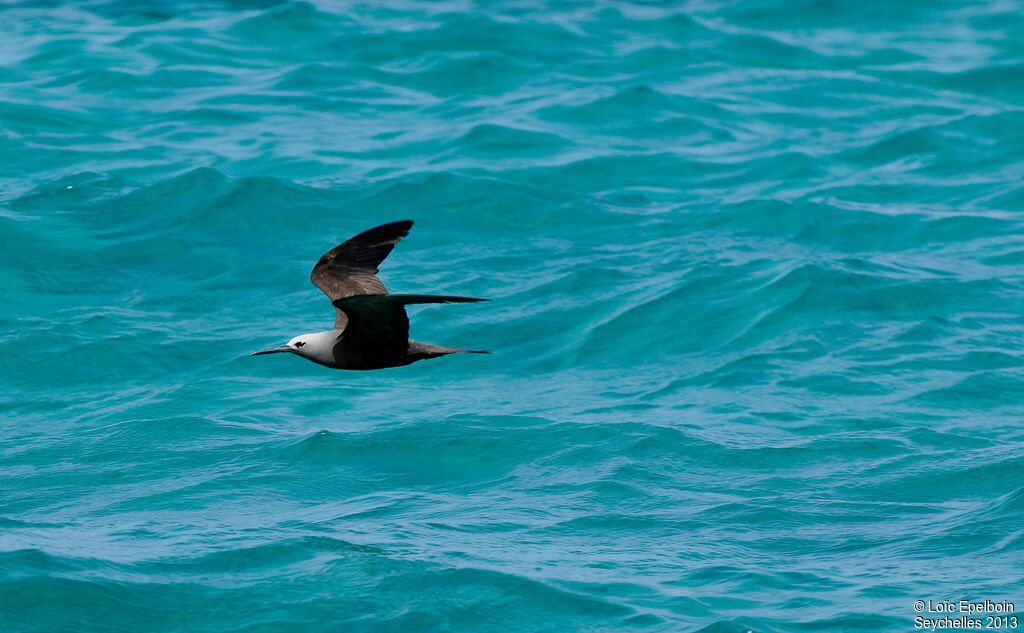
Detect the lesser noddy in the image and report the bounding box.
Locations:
[251,220,488,370]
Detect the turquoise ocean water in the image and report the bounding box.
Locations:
[2,1,1023,631]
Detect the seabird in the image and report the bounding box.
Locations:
[251,220,488,370]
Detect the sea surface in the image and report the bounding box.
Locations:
[2,1,1023,631]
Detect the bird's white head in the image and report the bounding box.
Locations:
[251,330,338,366]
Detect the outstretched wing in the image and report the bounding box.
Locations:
[310,220,414,328]
[332,294,488,363]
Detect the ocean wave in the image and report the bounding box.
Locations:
[4,0,1024,631]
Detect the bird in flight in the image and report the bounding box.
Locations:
[251,220,488,370]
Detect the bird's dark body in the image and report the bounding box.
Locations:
[325,339,475,371]
[251,221,488,370]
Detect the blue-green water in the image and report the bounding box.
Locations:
[2,1,1023,631]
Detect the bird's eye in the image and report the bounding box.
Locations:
[295,341,306,348]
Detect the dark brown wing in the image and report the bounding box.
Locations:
[310,220,413,328]
[331,295,488,368]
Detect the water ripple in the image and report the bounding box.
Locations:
[3,1,1024,632]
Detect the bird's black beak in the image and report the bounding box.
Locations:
[251,344,292,356]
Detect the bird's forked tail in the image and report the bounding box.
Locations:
[407,340,490,361]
